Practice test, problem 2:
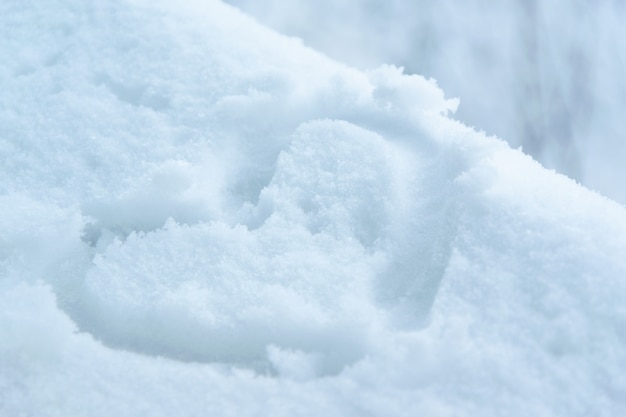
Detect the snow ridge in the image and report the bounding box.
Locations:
[1,1,626,416]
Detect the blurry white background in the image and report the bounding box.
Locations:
[226,0,626,204]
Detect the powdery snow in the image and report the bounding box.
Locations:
[1,1,625,416]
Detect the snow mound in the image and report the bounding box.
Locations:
[1,0,625,416]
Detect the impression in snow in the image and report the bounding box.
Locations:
[0,0,625,416]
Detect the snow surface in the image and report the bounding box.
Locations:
[1,0,626,416]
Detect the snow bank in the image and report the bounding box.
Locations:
[1,0,625,416]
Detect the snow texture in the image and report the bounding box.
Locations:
[1,1,625,416]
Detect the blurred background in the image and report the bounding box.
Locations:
[226,0,626,205]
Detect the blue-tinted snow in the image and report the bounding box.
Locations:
[1,1,625,416]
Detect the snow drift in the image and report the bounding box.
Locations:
[1,0,625,416]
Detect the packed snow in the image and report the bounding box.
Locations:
[1,1,626,416]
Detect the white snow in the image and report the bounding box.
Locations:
[1,1,626,416]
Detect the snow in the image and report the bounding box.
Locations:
[1,0,626,416]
